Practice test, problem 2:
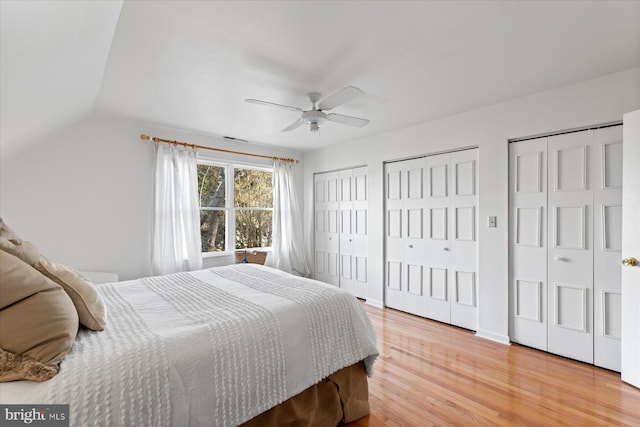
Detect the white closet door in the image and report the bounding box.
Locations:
[621,110,640,387]
[547,131,594,364]
[385,161,406,311]
[385,149,478,330]
[339,169,355,294]
[314,174,328,283]
[403,158,428,317]
[449,149,479,330]
[593,126,623,371]
[509,139,548,350]
[352,167,369,299]
[424,154,452,323]
[325,171,341,286]
[315,168,369,296]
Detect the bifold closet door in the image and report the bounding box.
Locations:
[593,126,623,371]
[547,131,594,364]
[314,168,369,298]
[384,158,425,312]
[424,149,479,328]
[510,125,622,371]
[424,154,451,323]
[448,149,479,330]
[385,149,478,330]
[314,171,340,286]
[339,168,369,297]
[351,167,369,299]
[509,139,548,350]
[339,170,355,295]
[402,158,428,317]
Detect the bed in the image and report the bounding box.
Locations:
[0,263,379,426]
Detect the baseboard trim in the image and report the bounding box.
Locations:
[475,329,511,346]
[366,298,384,309]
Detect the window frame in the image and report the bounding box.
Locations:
[198,159,273,257]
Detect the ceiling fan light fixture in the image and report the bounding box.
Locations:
[301,110,327,124]
[245,86,369,133]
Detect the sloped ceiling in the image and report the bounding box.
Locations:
[2,1,640,157]
[0,0,123,158]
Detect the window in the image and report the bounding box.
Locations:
[197,161,273,254]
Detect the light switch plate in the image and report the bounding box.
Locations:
[488,216,497,228]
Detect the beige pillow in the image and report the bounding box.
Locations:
[35,256,107,331]
[0,251,79,382]
[0,218,40,266]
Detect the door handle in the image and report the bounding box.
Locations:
[622,257,638,267]
[554,256,569,262]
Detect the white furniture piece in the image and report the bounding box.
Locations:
[314,166,368,299]
[384,148,478,331]
[509,124,623,371]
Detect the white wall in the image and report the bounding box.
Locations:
[0,115,304,280]
[302,67,640,343]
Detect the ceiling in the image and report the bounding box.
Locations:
[2,1,640,155]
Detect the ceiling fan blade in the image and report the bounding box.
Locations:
[326,113,370,128]
[245,99,303,113]
[282,119,304,132]
[318,86,364,111]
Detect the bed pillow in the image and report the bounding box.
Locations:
[0,250,79,382]
[35,256,107,331]
[0,217,40,266]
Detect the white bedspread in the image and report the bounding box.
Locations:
[0,264,378,426]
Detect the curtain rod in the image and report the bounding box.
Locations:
[139,134,299,164]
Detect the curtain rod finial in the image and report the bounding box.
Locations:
[140,134,150,141]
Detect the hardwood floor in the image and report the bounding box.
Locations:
[347,303,640,426]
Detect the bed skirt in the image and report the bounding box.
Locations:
[241,361,369,426]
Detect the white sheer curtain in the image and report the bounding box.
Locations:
[151,143,202,275]
[272,160,311,276]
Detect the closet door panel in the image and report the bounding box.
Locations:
[547,131,594,364]
[594,126,623,371]
[385,162,405,310]
[314,175,328,283]
[339,170,354,294]
[450,149,478,330]
[325,172,341,286]
[509,139,548,350]
[403,158,429,317]
[352,167,369,299]
[429,267,448,302]
[424,154,452,323]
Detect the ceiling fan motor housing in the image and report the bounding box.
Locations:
[301,110,327,131]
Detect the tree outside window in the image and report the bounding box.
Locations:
[197,162,272,254]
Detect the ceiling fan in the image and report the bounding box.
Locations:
[245,86,370,133]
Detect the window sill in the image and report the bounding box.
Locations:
[201,249,273,268]
[202,248,272,259]
[201,251,230,259]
